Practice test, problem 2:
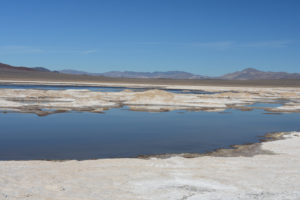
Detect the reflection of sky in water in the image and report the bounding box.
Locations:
[0,108,299,160]
[247,103,283,108]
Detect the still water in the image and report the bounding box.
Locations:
[0,108,299,160]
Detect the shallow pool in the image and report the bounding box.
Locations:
[0,108,299,160]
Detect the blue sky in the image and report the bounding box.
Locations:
[0,0,299,75]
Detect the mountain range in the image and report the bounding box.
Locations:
[59,69,208,79]
[221,68,300,80]
[1,62,300,80]
[59,67,300,80]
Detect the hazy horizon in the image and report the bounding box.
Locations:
[3,61,300,76]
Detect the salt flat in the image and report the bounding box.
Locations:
[0,84,300,115]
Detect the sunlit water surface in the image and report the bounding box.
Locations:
[0,108,299,160]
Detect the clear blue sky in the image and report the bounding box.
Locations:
[0,0,299,75]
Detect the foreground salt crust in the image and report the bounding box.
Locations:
[1,85,300,114]
[1,132,300,200]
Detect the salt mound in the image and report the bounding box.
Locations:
[130,89,174,103]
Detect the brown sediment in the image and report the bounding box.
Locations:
[128,106,171,112]
[3,69,300,87]
[138,132,294,159]
[235,107,254,111]
[202,143,275,157]
[263,112,282,115]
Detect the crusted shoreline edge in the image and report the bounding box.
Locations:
[137,131,296,159]
[18,132,300,161]
[1,132,299,199]
[0,132,294,162]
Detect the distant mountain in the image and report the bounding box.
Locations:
[1,62,300,80]
[59,69,90,75]
[0,62,37,72]
[61,68,300,80]
[33,67,51,72]
[0,62,51,72]
[100,71,208,79]
[220,68,300,80]
[59,70,208,79]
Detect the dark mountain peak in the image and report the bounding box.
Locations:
[33,67,51,72]
[220,67,300,80]
[242,68,260,73]
[0,62,52,73]
[59,69,89,75]
[0,62,35,72]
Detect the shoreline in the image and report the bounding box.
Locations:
[138,131,291,159]
[0,131,290,162]
[1,131,299,199]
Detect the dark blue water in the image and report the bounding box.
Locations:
[247,103,283,108]
[0,84,213,94]
[0,108,299,160]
